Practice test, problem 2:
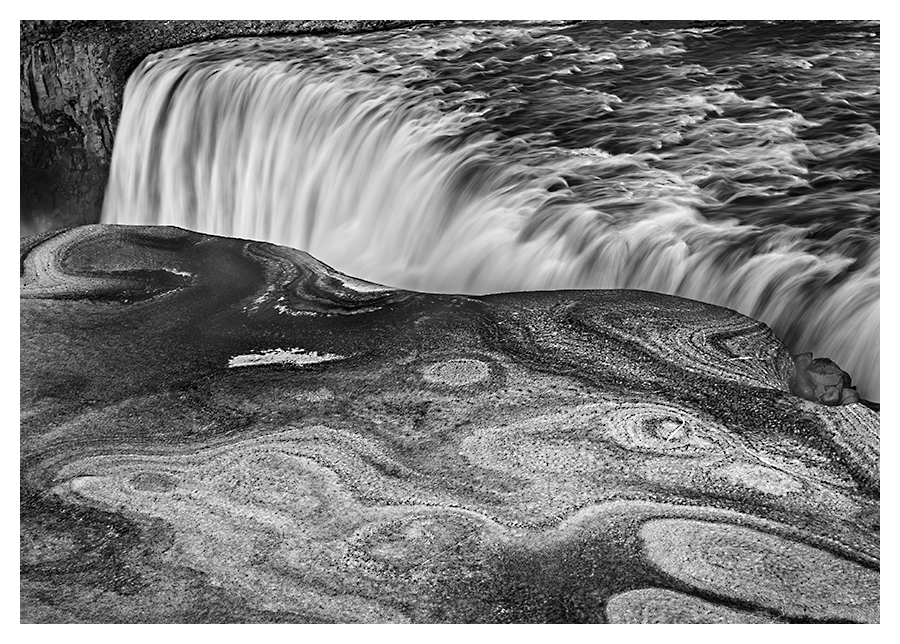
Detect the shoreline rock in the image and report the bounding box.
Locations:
[791,352,862,407]
[20,224,879,623]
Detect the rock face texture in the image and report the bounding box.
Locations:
[20,225,880,623]
[19,20,423,235]
[21,30,116,235]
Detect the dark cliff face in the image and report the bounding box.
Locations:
[19,20,426,237]
[21,28,116,235]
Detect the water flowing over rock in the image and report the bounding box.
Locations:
[19,20,423,235]
[20,225,879,623]
[100,22,880,402]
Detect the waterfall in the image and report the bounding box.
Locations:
[103,37,880,402]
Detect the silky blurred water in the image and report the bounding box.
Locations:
[103,20,880,401]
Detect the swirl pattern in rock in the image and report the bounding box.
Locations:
[20,224,879,623]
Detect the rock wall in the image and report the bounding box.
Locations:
[19,20,425,236]
[21,31,113,234]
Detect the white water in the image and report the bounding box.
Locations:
[103,45,879,401]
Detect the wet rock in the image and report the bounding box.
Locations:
[791,352,860,406]
[20,225,880,623]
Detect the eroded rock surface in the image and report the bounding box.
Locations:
[20,224,880,623]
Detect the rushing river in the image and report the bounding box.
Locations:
[102,20,880,401]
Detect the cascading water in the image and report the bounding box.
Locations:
[103,21,880,401]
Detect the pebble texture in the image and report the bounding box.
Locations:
[20,224,880,623]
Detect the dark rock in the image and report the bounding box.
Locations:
[791,353,861,406]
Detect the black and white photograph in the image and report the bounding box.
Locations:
[19,13,882,625]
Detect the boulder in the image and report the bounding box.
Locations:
[20,224,880,623]
[791,353,861,406]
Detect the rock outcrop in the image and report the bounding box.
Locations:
[20,225,880,623]
[19,20,424,235]
[792,353,862,406]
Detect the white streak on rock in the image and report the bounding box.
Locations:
[164,268,193,277]
[273,304,317,316]
[337,275,393,293]
[228,348,345,368]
